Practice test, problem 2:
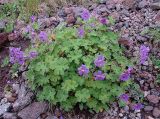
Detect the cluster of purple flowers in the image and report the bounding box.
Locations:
[81,9,90,21]
[120,67,132,81]
[78,64,89,76]
[132,103,144,110]
[99,18,109,25]
[39,31,48,42]
[29,51,38,59]
[9,47,25,65]
[9,47,38,65]
[119,93,143,110]
[94,55,106,67]
[120,93,129,102]
[94,70,105,80]
[30,15,36,23]
[77,27,85,38]
[78,55,106,80]
[140,45,150,64]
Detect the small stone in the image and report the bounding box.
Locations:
[99,0,106,4]
[119,113,123,117]
[147,95,159,104]
[153,108,160,118]
[7,97,17,103]
[13,92,34,111]
[138,0,148,9]
[150,2,160,10]
[66,14,76,25]
[18,102,48,119]
[0,20,6,32]
[147,116,154,119]
[144,106,153,111]
[3,112,17,119]
[0,103,11,116]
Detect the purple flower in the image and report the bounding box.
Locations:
[60,115,63,119]
[9,47,25,65]
[140,45,150,64]
[30,15,36,22]
[39,31,48,42]
[78,64,89,76]
[94,55,106,67]
[120,94,129,102]
[29,51,38,59]
[132,103,144,110]
[81,9,90,21]
[94,70,105,80]
[99,18,109,25]
[120,68,132,81]
[77,27,85,38]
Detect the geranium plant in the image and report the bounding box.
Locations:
[21,12,133,112]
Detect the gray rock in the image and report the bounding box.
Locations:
[0,103,11,116]
[150,2,160,10]
[18,102,48,119]
[13,92,34,111]
[3,112,17,119]
[46,115,58,119]
[0,20,5,32]
[147,95,159,104]
[144,106,154,111]
[99,0,106,4]
[153,108,160,118]
[138,0,148,9]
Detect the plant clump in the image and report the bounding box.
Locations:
[11,11,134,112]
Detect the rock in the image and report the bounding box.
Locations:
[0,103,11,116]
[3,112,17,119]
[119,113,123,117]
[72,7,84,18]
[144,106,153,111]
[0,20,5,32]
[18,102,48,119]
[66,13,76,25]
[0,32,9,46]
[46,115,58,119]
[147,116,154,119]
[8,32,20,41]
[13,91,34,111]
[12,84,20,94]
[153,108,160,118]
[138,0,148,9]
[122,0,135,9]
[7,97,17,103]
[147,95,159,104]
[99,0,106,4]
[150,2,160,10]
[110,11,120,21]
[64,7,73,15]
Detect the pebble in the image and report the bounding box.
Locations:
[144,106,154,111]
[153,108,160,118]
[147,95,159,104]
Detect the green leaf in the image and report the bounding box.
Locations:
[75,88,90,102]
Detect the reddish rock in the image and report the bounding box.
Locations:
[66,13,76,25]
[7,97,17,103]
[122,0,135,9]
[8,32,20,41]
[153,108,160,118]
[64,7,73,15]
[147,95,159,104]
[0,32,9,46]
[118,37,133,47]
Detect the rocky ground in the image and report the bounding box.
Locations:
[0,0,160,119]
